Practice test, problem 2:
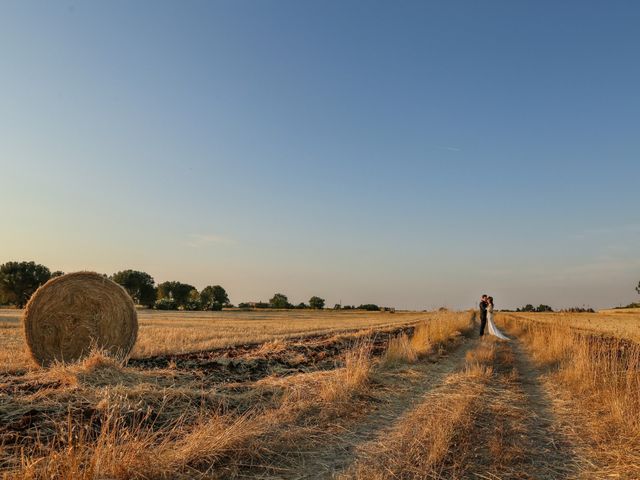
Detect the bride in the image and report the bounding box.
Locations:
[486,296,510,340]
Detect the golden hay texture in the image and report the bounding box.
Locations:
[23,272,138,366]
[0,309,433,372]
[502,310,640,342]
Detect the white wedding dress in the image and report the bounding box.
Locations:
[486,305,510,340]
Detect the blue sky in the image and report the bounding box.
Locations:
[1,1,639,309]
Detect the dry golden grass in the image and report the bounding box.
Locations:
[319,342,373,403]
[382,333,417,365]
[505,309,640,342]
[344,338,501,479]
[3,346,362,478]
[499,313,640,477]
[345,329,593,479]
[598,307,640,314]
[0,308,430,372]
[6,306,638,478]
[2,311,473,479]
[383,311,474,365]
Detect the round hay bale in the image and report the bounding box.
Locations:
[23,272,138,367]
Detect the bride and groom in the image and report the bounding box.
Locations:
[479,294,509,340]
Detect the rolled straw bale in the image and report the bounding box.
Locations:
[23,271,138,366]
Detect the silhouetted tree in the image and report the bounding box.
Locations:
[357,304,380,311]
[309,296,325,309]
[516,304,553,312]
[157,281,197,308]
[562,307,595,313]
[154,298,178,310]
[51,271,65,278]
[111,270,157,307]
[200,285,229,309]
[0,261,51,308]
[517,304,536,312]
[269,293,290,309]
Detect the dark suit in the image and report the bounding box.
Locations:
[479,300,488,336]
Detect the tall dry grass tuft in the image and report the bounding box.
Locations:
[501,314,640,475]
[463,339,497,378]
[162,411,270,473]
[16,408,275,480]
[17,410,164,480]
[382,333,417,365]
[383,310,475,365]
[319,341,373,403]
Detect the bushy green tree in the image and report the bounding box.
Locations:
[111,270,157,307]
[0,261,51,307]
[357,304,380,311]
[183,288,202,310]
[157,281,197,308]
[517,304,535,312]
[309,296,325,309]
[154,298,178,310]
[51,270,65,278]
[200,285,229,310]
[269,293,291,309]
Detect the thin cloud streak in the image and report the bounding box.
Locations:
[185,233,234,248]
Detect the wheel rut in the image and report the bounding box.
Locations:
[268,337,476,479]
[464,338,587,479]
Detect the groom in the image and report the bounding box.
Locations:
[479,294,488,337]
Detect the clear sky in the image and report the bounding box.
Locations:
[1,1,639,310]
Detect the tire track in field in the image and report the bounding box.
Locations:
[262,335,476,479]
[126,325,418,385]
[463,338,587,480]
[333,335,589,480]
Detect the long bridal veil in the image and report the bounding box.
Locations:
[487,310,510,340]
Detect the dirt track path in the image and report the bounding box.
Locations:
[461,338,588,479]
[268,336,476,479]
[509,340,587,478]
[299,335,590,479]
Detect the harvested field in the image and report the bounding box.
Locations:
[1,309,638,479]
[0,309,427,373]
[501,310,640,342]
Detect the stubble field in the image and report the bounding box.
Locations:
[0,308,639,479]
[0,309,427,373]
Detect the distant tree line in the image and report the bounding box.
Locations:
[0,261,389,312]
[237,293,326,310]
[0,261,230,311]
[501,305,596,313]
[514,304,554,313]
[613,302,640,309]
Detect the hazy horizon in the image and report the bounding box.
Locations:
[2,1,639,311]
